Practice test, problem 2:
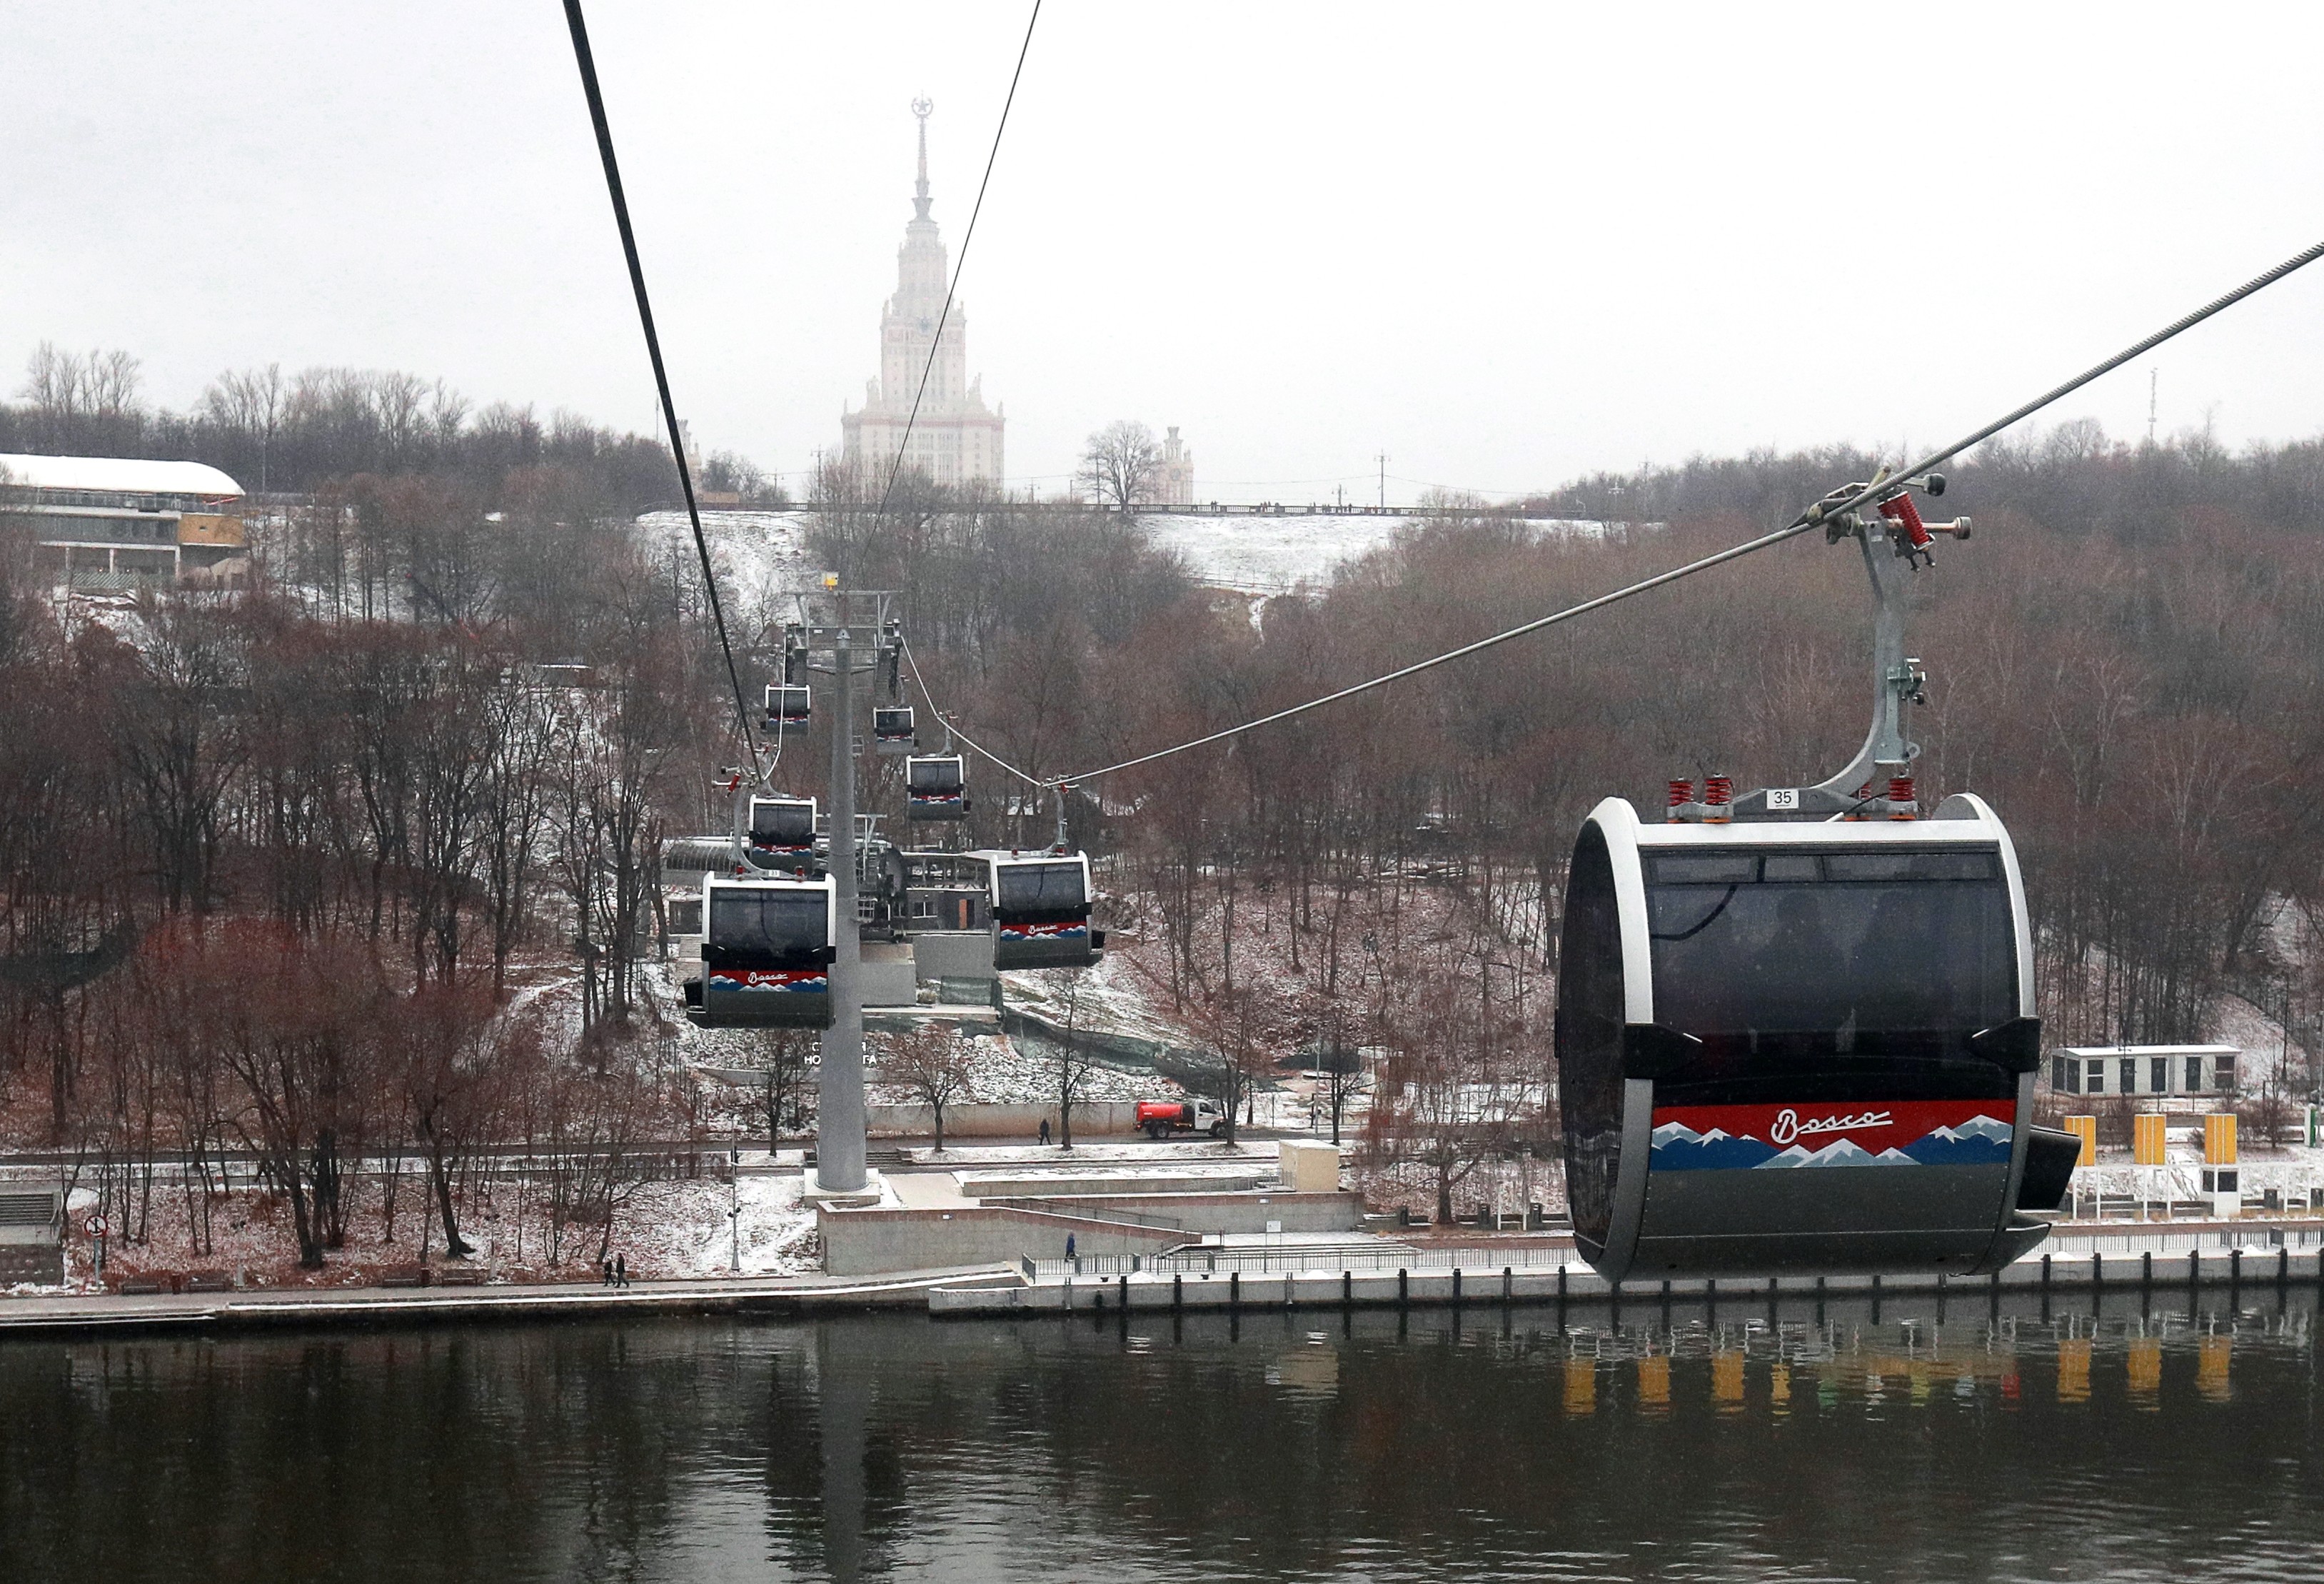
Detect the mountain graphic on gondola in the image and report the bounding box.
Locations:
[1899,1116,2013,1165]
[1650,1122,1779,1169]
[1651,1111,2016,1171]
[1756,1138,1916,1168]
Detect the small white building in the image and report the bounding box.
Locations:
[0,452,248,591]
[2049,1044,2240,1101]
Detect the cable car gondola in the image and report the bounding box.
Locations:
[764,683,811,734]
[988,851,1103,970]
[688,873,836,1029]
[905,754,967,821]
[872,706,917,753]
[746,795,818,873]
[1554,478,2077,1281]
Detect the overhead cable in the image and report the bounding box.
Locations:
[898,634,1047,788]
[862,1,1040,530]
[1050,235,2324,787]
[561,0,759,766]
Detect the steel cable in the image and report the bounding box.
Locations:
[1045,236,2324,788]
[862,1,1041,531]
[562,0,761,768]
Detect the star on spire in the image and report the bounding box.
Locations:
[911,97,934,220]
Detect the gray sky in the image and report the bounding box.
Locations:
[6,2,2323,503]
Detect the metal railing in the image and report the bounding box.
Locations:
[1030,1243,1576,1281]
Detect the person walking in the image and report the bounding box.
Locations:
[1065,1233,1077,1265]
[601,1257,613,1287]
[1039,1118,1052,1147]
[615,1253,628,1288]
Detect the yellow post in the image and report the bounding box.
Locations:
[1637,1354,1671,1411]
[1563,1359,1596,1415]
[2205,1113,2238,1166]
[2057,1337,2092,1404]
[1713,1351,1744,1408]
[2064,1114,2098,1167]
[2133,1113,2167,1166]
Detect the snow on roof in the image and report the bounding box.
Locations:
[0,453,244,501]
[2058,1045,2239,1057]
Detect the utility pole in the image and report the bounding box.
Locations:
[1377,453,1387,509]
[820,596,867,1193]
[2148,368,2158,446]
[790,583,895,1200]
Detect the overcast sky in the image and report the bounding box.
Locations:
[6,2,2323,503]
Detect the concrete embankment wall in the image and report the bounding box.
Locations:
[819,1204,1184,1277]
[930,1244,2324,1317]
[863,1101,1142,1138]
[977,1191,1364,1235]
[961,1172,1274,1199]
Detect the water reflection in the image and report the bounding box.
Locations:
[0,1291,2318,1583]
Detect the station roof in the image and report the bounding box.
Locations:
[2057,1044,2238,1057]
[0,453,244,501]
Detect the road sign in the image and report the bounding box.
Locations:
[89,1215,109,1238]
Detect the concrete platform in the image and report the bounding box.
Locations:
[803,1167,887,1209]
[0,1265,1023,1339]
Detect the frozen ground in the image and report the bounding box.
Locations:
[630,507,1601,604]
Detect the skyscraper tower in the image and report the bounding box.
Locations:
[839,99,1005,488]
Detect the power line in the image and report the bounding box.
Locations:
[1047,235,2324,788]
[561,0,760,768]
[862,1,1040,530]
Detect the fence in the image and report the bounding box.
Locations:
[1029,1242,1576,1281]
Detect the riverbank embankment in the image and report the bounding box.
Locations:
[0,1264,1020,1338]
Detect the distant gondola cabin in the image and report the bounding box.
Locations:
[905,754,967,821]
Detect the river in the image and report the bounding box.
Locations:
[2,1290,2318,1581]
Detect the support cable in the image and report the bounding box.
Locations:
[562,0,760,768]
[1047,236,2324,787]
[898,633,1047,788]
[862,1,1040,530]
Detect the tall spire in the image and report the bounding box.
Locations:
[910,97,933,220]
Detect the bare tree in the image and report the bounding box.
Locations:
[886,1023,975,1153]
[1077,420,1161,511]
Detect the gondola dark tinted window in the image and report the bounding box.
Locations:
[752,804,813,843]
[1645,847,2014,1095]
[909,761,961,792]
[995,863,1087,917]
[709,891,827,958]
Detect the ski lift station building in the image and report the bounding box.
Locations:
[2048,1044,2242,1105]
[0,453,249,591]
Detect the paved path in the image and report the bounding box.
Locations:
[0,1264,1020,1339]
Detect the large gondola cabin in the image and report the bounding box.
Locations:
[1555,792,2076,1280]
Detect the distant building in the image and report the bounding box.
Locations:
[1152,426,1194,506]
[840,99,1005,488]
[0,453,248,590]
[2049,1044,2240,1103]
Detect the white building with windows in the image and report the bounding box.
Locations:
[2050,1044,2240,1103]
[0,452,248,590]
[840,100,1005,488]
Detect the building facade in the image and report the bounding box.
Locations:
[0,453,248,590]
[840,100,1005,488]
[1152,426,1195,506]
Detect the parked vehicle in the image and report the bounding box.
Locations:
[1135,1098,1227,1139]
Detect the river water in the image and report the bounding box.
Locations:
[2,1291,2319,1582]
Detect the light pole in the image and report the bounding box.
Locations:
[728,1148,742,1274]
